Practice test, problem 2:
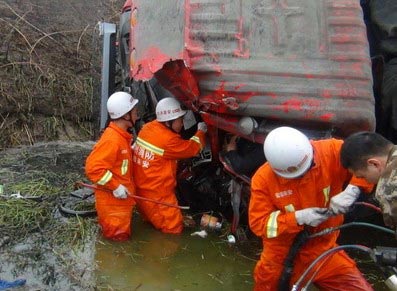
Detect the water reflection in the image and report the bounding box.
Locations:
[95,212,256,290]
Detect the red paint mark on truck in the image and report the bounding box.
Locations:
[132,46,175,80]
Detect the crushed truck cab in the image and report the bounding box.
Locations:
[121,0,374,143]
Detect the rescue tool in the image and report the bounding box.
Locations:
[76,182,190,210]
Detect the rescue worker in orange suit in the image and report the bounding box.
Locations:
[133,97,206,234]
[249,126,374,290]
[85,91,139,241]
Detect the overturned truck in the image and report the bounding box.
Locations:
[100,0,396,236]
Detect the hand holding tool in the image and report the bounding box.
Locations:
[295,207,330,227]
[76,182,190,210]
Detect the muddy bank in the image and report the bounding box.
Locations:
[0,141,98,290]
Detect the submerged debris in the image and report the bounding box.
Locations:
[191,230,208,238]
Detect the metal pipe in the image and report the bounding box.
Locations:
[76,182,190,210]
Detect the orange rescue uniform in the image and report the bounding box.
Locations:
[133,120,206,234]
[249,138,374,290]
[85,122,136,241]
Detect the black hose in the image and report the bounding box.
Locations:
[278,227,310,291]
[292,245,372,290]
[310,222,394,238]
[277,221,393,290]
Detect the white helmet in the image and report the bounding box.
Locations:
[263,126,313,179]
[107,92,138,119]
[156,97,186,122]
[238,116,258,135]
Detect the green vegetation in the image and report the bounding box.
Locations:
[0,175,98,249]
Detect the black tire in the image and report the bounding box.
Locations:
[58,194,96,217]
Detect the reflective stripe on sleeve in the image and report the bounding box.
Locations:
[266,210,280,238]
[323,186,330,207]
[190,135,202,147]
[284,204,295,213]
[97,170,113,185]
[136,137,164,156]
[121,159,128,175]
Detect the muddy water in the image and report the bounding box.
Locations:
[95,213,257,290]
[95,212,396,291]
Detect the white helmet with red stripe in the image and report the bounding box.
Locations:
[263,126,313,179]
[156,97,186,122]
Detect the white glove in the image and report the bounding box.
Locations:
[329,184,360,215]
[197,122,207,133]
[112,184,129,199]
[295,207,329,227]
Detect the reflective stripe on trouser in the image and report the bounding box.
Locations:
[136,199,183,234]
[95,190,135,241]
[253,250,373,291]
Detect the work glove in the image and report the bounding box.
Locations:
[329,184,360,215]
[295,207,329,227]
[197,122,207,133]
[113,184,129,199]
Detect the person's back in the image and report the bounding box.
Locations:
[133,97,206,234]
[134,119,203,193]
[222,135,265,177]
[85,92,139,241]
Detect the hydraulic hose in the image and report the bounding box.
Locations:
[291,245,372,291]
[309,222,395,239]
[354,201,382,213]
[278,201,388,290]
[278,227,311,291]
[279,221,393,290]
[293,222,394,290]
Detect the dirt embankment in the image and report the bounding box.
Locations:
[0,0,124,150]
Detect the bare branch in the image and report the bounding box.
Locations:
[0,18,33,50]
[3,2,58,43]
[29,29,83,56]
[77,25,90,56]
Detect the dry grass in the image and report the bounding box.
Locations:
[0,0,125,150]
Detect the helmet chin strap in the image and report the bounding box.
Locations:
[295,159,315,178]
[122,113,135,131]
